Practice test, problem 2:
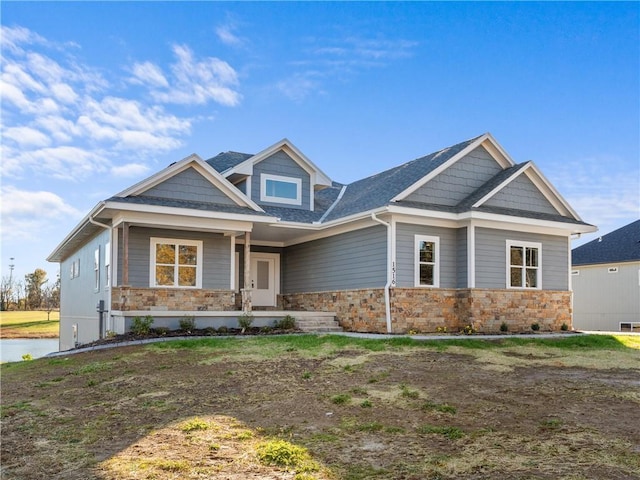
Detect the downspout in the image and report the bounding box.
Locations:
[371,212,393,333]
[89,214,112,339]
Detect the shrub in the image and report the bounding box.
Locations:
[152,327,169,336]
[238,312,254,333]
[274,315,296,330]
[531,322,541,332]
[22,353,33,361]
[179,316,196,331]
[561,322,569,331]
[217,326,229,334]
[461,324,475,335]
[500,322,509,333]
[131,315,154,335]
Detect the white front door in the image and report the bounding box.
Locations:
[250,253,279,307]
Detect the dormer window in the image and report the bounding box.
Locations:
[260,173,302,205]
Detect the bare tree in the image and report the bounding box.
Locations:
[41,275,60,321]
[0,275,13,311]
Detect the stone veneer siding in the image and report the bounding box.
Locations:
[281,288,572,334]
[111,287,236,312]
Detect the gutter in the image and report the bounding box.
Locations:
[370,212,393,333]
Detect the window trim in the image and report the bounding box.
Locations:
[94,247,100,292]
[260,173,302,205]
[105,242,111,288]
[149,237,203,289]
[506,240,542,290]
[414,235,440,288]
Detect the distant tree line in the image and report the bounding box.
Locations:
[0,268,60,316]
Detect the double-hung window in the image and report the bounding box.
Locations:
[150,238,202,288]
[414,235,440,287]
[94,247,100,292]
[507,240,541,289]
[260,173,302,205]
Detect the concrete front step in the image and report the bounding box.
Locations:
[295,315,343,333]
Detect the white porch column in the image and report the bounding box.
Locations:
[242,231,252,313]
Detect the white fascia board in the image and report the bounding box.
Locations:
[391,133,517,203]
[46,201,106,262]
[524,162,582,220]
[116,154,264,213]
[110,210,254,234]
[226,138,332,187]
[105,201,277,226]
[457,210,598,235]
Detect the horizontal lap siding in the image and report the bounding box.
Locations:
[484,175,558,215]
[140,167,236,205]
[475,227,568,290]
[252,151,311,210]
[395,223,459,288]
[406,146,502,206]
[283,225,387,293]
[118,227,231,289]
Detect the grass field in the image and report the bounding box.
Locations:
[1,334,639,479]
[0,310,60,338]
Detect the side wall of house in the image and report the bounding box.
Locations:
[572,261,640,331]
[139,167,237,206]
[282,225,387,293]
[475,227,569,290]
[405,146,503,206]
[251,151,311,210]
[59,228,111,351]
[116,227,231,289]
[394,223,459,288]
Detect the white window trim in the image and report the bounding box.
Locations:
[94,247,100,292]
[105,242,111,289]
[149,237,203,288]
[260,173,302,205]
[506,240,542,289]
[414,235,440,287]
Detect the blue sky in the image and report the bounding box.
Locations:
[1,1,638,283]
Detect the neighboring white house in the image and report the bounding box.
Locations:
[571,220,640,331]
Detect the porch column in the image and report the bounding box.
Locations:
[122,222,130,285]
[242,231,252,313]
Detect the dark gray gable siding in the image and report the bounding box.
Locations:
[251,151,311,210]
[405,146,503,206]
[475,227,568,290]
[117,227,231,289]
[139,167,237,206]
[483,174,559,215]
[282,225,387,293]
[395,223,458,288]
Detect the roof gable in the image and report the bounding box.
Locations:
[116,154,263,212]
[572,219,640,265]
[222,139,332,188]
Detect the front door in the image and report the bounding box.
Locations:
[250,253,279,307]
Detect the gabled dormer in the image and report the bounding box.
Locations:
[207,139,332,212]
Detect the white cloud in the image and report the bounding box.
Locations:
[0,25,48,54]
[215,24,244,47]
[3,126,51,148]
[130,61,169,88]
[0,186,82,241]
[111,163,150,178]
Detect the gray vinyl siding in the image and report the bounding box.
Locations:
[140,167,237,206]
[395,223,458,288]
[283,225,386,293]
[59,228,111,351]
[117,227,231,289]
[475,227,569,290]
[252,151,311,210]
[405,146,502,206]
[484,175,559,215]
[456,227,468,288]
[572,262,640,331]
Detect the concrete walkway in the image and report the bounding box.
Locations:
[45,329,640,358]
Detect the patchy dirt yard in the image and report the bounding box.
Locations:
[1,335,639,479]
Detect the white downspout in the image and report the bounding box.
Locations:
[89,215,112,339]
[371,212,393,333]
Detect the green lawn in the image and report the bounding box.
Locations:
[0,310,59,338]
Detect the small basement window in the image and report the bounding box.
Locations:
[260,173,302,205]
[608,267,619,274]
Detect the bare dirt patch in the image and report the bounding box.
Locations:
[2,335,639,479]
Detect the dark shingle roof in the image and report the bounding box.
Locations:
[572,220,640,265]
[205,151,253,173]
[323,135,482,221]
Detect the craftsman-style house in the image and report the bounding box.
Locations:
[48,133,596,350]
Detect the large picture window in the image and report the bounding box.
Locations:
[507,240,541,289]
[150,238,203,288]
[260,173,302,205]
[414,235,440,287]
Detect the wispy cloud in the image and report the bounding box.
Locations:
[0,186,82,241]
[216,23,245,47]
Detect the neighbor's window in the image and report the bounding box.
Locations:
[507,240,541,289]
[150,238,202,288]
[415,235,440,287]
[94,247,100,291]
[260,173,302,205]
